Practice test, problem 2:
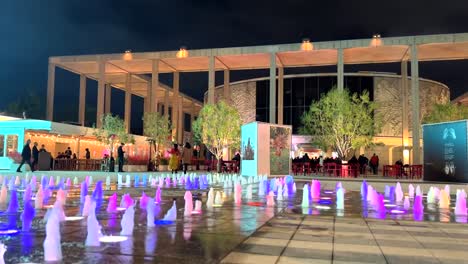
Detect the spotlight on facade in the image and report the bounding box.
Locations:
[301,38,313,51]
[123,49,133,60]
[176,46,189,58]
[371,34,382,47]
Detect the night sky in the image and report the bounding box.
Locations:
[1,0,468,134]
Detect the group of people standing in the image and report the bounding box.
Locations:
[168,142,193,174]
[17,139,48,172]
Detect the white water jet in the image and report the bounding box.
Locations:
[147,198,155,228]
[73,176,79,186]
[193,200,202,213]
[395,182,403,202]
[214,191,223,206]
[43,206,62,262]
[105,176,111,189]
[35,187,43,209]
[162,200,177,221]
[336,188,345,210]
[277,184,283,201]
[403,196,410,210]
[416,185,422,196]
[301,184,310,207]
[0,242,6,264]
[85,201,102,247]
[120,205,135,235]
[408,184,415,198]
[184,191,193,216]
[206,188,214,209]
[283,183,289,198]
[245,185,253,200]
[82,195,92,217]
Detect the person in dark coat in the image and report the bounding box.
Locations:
[118,143,125,172]
[17,139,34,172]
[31,142,39,171]
[85,148,91,159]
[358,154,368,174]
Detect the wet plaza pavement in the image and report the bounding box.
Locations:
[0,174,466,263]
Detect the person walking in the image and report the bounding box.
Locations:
[117,143,125,172]
[369,153,379,175]
[182,142,193,174]
[17,139,34,172]
[32,142,39,171]
[168,143,180,174]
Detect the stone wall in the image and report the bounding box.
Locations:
[211,82,257,124]
[374,76,449,137]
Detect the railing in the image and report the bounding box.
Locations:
[53,159,104,171]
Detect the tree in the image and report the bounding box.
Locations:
[193,101,242,172]
[93,114,133,159]
[143,112,172,160]
[300,88,381,160]
[423,103,468,124]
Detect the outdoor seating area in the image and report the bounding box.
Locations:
[53,159,103,171]
[292,162,424,179]
[383,164,423,179]
[292,162,362,178]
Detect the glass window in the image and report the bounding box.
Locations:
[184,113,191,132]
[0,135,4,157]
[283,79,292,107]
[6,135,18,155]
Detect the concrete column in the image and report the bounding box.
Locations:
[208,56,215,104]
[223,69,230,101]
[269,52,277,123]
[78,74,86,126]
[151,59,159,112]
[172,72,180,140]
[337,48,344,90]
[164,89,169,119]
[46,63,56,121]
[124,74,132,133]
[401,60,409,152]
[410,44,421,165]
[105,84,111,114]
[96,58,106,128]
[277,67,284,125]
[143,96,149,115]
[178,98,183,144]
[190,103,196,130]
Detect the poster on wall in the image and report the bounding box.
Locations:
[269,126,292,175]
[241,122,258,177]
[423,120,468,183]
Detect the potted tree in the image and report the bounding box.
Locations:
[143,112,172,171]
[93,114,133,172]
[193,101,242,172]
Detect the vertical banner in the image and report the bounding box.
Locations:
[241,122,258,177]
[423,120,468,182]
[269,125,292,176]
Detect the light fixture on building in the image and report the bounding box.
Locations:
[176,46,189,58]
[301,38,313,51]
[371,34,382,47]
[123,49,133,61]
